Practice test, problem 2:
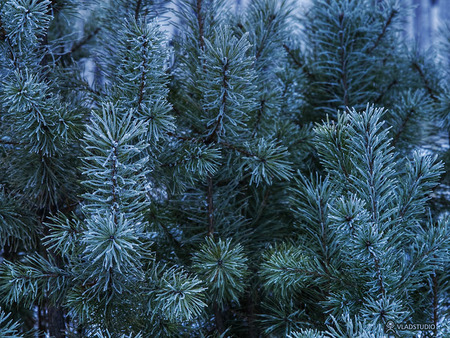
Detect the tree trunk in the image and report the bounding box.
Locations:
[47,305,66,338]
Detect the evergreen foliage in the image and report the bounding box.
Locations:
[282,105,448,336]
[0,309,22,338]
[0,0,448,337]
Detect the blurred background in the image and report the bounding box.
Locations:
[405,0,450,50]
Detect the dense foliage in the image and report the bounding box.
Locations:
[0,0,448,337]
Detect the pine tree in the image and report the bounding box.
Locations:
[0,0,448,337]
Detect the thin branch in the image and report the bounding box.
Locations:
[206,175,215,237]
[0,20,5,41]
[338,13,349,107]
[70,27,100,55]
[318,196,331,276]
[255,13,276,61]
[219,141,253,158]
[359,119,380,225]
[160,151,204,168]
[283,44,315,81]
[0,139,25,146]
[166,131,201,143]
[196,0,205,50]
[412,62,438,101]
[158,221,184,256]
[171,104,183,116]
[79,79,102,97]
[137,38,148,110]
[283,44,302,67]
[111,142,119,226]
[167,132,257,157]
[252,99,265,137]
[135,0,143,21]
[367,10,397,54]
[164,132,269,169]
[206,57,229,143]
[277,268,325,277]
[252,189,270,226]
[15,272,65,280]
[391,109,413,148]
[374,79,397,104]
[368,246,386,297]
[432,271,438,337]
[59,200,80,215]
[330,123,351,183]
[400,245,439,283]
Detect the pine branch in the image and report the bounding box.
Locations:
[412,62,438,101]
[368,248,386,297]
[367,10,397,54]
[207,175,215,236]
[315,115,353,185]
[135,0,143,21]
[70,27,100,54]
[0,139,25,146]
[318,196,331,274]
[276,268,325,277]
[332,120,351,182]
[255,10,277,61]
[219,141,254,158]
[206,56,229,143]
[79,79,102,97]
[171,104,183,117]
[0,19,5,41]
[351,109,386,225]
[374,79,397,104]
[283,43,316,83]
[252,99,265,137]
[338,13,349,107]
[111,142,119,225]
[252,189,270,225]
[432,271,438,337]
[137,37,148,110]
[165,132,268,162]
[106,267,114,304]
[166,131,199,143]
[391,109,414,148]
[158,221,183,253]
[11,272,64,280]
[400,245,440,283]
[283,44,302,68]
[196,0,205,50]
